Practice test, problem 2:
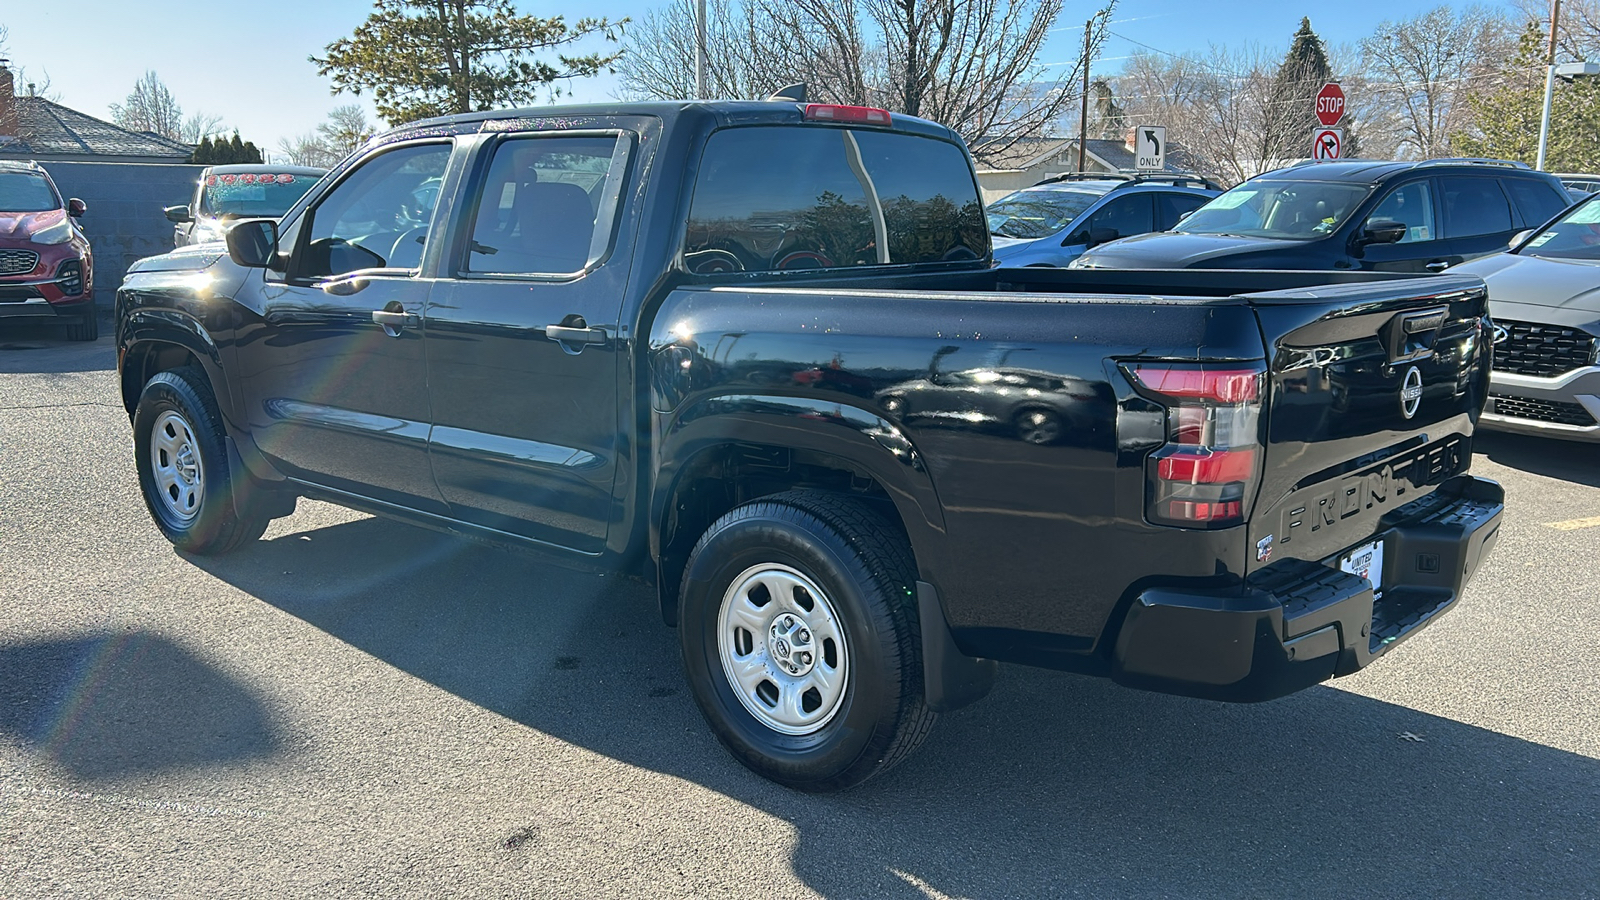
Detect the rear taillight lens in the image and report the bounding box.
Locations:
[1124,361,1266,528]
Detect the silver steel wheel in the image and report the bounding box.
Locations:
[717,563,849,736]
[150,409,205,523]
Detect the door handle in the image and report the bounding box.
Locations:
[545,324,607,345]
[1424,260,1450,272]
[372,309,420,329]
[322,277,370,296]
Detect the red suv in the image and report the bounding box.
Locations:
[0,160,96,340]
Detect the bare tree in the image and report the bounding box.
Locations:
[615,0,1114,155]
[109,71,184,141]
[181,112,225,144]
[275,105,379,168]
[1359,5,1513,159]
[1513,0,1600,60]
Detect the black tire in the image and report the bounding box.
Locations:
[678,490,936,791]
[133,367,271,555]
[63,310,98,342]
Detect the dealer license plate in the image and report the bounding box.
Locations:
[1339,539,1385,598]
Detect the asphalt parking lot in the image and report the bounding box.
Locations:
[2,327,1597,899]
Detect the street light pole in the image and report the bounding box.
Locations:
[1077,18,1091,173]
[695,0,708,100]
[1536,0,1562,170]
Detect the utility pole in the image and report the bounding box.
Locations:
[1077,18,1092,173]
[695,0,708,100]
[1537,0,1562,170]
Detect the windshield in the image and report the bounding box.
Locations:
[200,173,319,218]
[1516,195,1600,261]
[0,171,61,212]
[1176,179,1371,240]
[986,189,1101,239]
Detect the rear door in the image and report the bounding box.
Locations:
[423,127,638,555]
[1244,274,1490,575]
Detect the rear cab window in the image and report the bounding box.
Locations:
[685,125,987,273]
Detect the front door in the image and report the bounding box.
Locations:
[424,131,635,554]
[1354,179,1447,272]
[235,140,455,511]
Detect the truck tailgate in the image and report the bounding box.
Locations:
[1244,274,1492,575]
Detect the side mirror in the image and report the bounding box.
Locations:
[1088,227,1120,248]
[1509,229,1534,249]
[1359,218,1407,246]
[226,219,278,268]
[163,204,192,224]
[67,198,86,218]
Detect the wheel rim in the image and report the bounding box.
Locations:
[716,563,849,736]
[1018,410,1062,444]
[150,409,205,523]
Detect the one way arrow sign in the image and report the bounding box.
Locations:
[1136,125,1166,171]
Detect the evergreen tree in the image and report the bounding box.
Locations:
[190,135,213,164]
[240,139,262,163]
[228,131,246,162]
[1261,18,1336,165]
[1456,22,1600,171]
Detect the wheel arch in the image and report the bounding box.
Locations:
[651,393,947,627]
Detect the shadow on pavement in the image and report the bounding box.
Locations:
[1475,431,1600,488]
[0,632,281,781]
[0,323,114,375]
[192,515,1600,898]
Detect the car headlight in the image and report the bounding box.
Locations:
[32,218,73,245]
[191,222,227,244]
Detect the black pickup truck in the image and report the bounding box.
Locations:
[116,100,1503,791]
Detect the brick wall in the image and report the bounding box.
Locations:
[38,161,203,313]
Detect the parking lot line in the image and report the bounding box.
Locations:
[1542,515,1600,531]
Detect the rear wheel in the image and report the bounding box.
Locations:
[133,367,272,554]
[679,490,936,791]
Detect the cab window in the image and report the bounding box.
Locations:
[296,143,451,279]
[1364,182,1436,244]
[685,126,985,273]
[463,135,624,276]
[1087,194,1153,241]
[1439,176,1512,238]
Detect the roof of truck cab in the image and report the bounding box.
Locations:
[392,100,963,144]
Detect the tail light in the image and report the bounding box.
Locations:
[803,104,893,126]
[1124,361,1266,528]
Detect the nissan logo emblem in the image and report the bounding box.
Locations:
[1400,365,1423,419]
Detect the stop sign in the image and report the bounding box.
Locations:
[1316,83,1345,127]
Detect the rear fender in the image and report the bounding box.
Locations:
[653,392,946,555]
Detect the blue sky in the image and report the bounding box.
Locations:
[2,0,1535,156]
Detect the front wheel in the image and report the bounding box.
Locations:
[678,491,936,791]
[133,368,272,554]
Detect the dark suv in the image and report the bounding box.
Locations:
[1071,159,1571,273]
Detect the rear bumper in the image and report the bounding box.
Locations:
[1110,474,1503,702]
[1481,367,1600,442]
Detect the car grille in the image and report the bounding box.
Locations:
[1488,393,1597,426]
[1491,320,1598,377]
[0,249,40,276]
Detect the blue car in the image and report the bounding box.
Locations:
[988,174,1221,267]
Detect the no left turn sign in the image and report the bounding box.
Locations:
[1312,128,1343,161]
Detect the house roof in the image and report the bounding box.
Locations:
[0,97,192,161]
[973,135,1196,176]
